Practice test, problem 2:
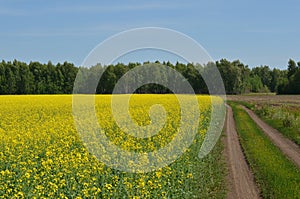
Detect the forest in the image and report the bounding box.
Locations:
[0,59,299,95]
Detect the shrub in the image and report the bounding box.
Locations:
[282,114,294,127]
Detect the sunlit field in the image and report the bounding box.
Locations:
[0,95,226,198]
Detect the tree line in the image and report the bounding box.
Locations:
[217,58,300,94]
[0,59,299,95]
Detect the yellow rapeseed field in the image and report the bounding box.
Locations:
[0,95,226,198]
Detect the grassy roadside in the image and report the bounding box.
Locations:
[229,102,300,198]
[237,101,300,146]
[190,133,227,199]
[260,117,300,146]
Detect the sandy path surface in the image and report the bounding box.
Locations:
[224,105,260,199]
[242,106,300,168]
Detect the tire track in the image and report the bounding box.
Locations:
[242,106,300,168]
[224,105,260,199]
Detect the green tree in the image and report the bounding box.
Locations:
[287,59,297,80]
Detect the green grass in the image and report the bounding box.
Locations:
[230,100,254,109]
[261,117,300,146]
[240,100,300,146]
[229,102,300,198]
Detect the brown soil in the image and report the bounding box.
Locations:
[242,106,300,168]
[224,105,260,199]
[227,95,300,106]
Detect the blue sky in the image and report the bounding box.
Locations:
[0,0,299,69]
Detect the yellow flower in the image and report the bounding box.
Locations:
[155,171,162,179]
[187,173,193,178]
[24,172,30,179]
[0,95,220,198]
[104,183,113,190]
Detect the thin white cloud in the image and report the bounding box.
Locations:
[48,2,189,14]
[0,20,177,37]
[0,2,191,17]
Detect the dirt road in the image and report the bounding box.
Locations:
[242,106,300,168]
[224,105,260,199]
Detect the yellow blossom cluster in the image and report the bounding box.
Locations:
[0,95,224,198]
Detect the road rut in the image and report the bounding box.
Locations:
[242,106,300,168]
[224,105,260,199]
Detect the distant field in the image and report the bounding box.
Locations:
[227,95,300,105]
